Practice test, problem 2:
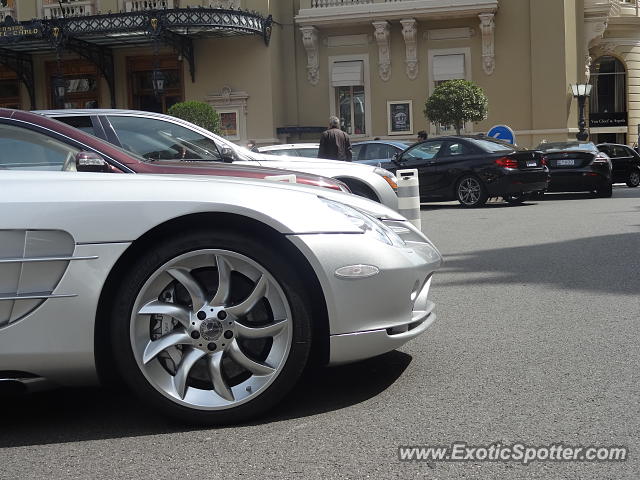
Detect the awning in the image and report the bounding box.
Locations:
[0,8,273,108]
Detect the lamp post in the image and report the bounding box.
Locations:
[571,83,592,141]
[53,74,66,107]
[151,68,165,97]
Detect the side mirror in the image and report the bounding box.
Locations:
[75,151,111,172]
[220,146,236,163]
[392,152,402,166]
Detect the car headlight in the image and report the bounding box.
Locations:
[320,198,405,247]
[374,167,398,191]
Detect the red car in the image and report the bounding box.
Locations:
[0,109,349,193]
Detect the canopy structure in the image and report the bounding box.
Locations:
[0,8,273,108]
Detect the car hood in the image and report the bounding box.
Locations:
[133,159,344,191]
[248,152,379,174]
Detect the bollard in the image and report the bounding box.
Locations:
[396,168,421,231]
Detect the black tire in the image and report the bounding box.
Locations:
[503,193,530,205]
[110,229,313,425]
[529,191,545,200]
[456,175,488,208]
[596,182,613,198]
[627,169,640,188]
[341,180,379,202]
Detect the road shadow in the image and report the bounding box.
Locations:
[438,232,640,295]
[420,200,535,210]
[0,350,411,448]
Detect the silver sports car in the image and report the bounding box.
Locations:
[0,170,442,424]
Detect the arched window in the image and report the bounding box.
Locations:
[589,56,627,144]
[590,56,626,115]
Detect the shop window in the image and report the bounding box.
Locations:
[590,56,626,115]
[46,60,100,109]
[127,55,183,114]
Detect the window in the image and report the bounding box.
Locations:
[351,143,364,160]
[361,143,397,161]
[330,57,369,136]
[0,123,80,171]
[403,141,446,163]
[127,56,183,114]
[46,60,100,109]
[442,142,470,157]
[56,116,95,135]
[0,66,21,109]
[433,54,465,86]
[106,116,222,162]
[590,56,626,115]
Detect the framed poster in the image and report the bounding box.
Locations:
[387,100,413,136]
[219,109,240,140]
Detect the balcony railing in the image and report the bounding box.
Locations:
[619,0,640,15]
[43,0,95,18]
[0,0,15,22]
[124,0,176,11]
[310,0,402,6]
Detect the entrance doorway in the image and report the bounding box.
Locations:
[127,55,183,113]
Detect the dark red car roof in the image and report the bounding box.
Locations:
[0,109,344,191]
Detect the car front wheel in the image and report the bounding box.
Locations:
[110,229,312,424]
[456,175,488,208]
[627,169,640,188]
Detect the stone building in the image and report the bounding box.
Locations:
[0,0,638,148]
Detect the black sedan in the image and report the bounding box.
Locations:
[537,141,613,197]
[596,143,640,188]
[376,136,549,207]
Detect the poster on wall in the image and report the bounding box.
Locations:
[220,111,239,139]
[387,100,413,136]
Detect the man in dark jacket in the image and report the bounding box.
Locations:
[318,116,352,161]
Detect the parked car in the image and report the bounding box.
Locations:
[596,143,640,188]
[0,169,442,424]
[352,140,413,165]
[536,141,613,197]
[257,143,320,158]
[0,108,350,195]
[36,110,399,210]
[362,135,549,207]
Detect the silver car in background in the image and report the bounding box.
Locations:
[0,171,441,424]
[37,110,399,210]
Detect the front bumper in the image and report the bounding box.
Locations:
[287,224,442,365]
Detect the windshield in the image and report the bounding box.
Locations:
[537,142,597,152]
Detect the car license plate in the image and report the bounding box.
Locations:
[526,161,537,167]
[557,159,575,166]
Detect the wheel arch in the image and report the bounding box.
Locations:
[94,212,330,386]
[334,176,380,202]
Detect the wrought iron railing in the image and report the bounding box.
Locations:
[124,0,177,11]
[309,0,403,6]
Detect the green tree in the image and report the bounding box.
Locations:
[424,79,488,135]
[167,101,221,134]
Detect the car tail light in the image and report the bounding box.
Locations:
[540,155,548,166]
[593,152,610,164]
[495,157,519,169]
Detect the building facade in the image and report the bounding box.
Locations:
[0,0,638,148]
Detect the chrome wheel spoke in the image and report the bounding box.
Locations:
[138,300,191,329]
[167,267,208,311]
[143,331,192,364]
[236,319,287,339]
[226,275,267,317]
[212,255,232,306]
[208,351,234,401]
[173,348,207,399]
[228,340,275,376]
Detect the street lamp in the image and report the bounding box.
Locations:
[152,69,165,97]
[53,74,66,108]
[571,83,592,141]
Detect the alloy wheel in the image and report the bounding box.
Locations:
[130,249,293,410]
[458,177,482,205]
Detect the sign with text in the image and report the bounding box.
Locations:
[0,17,41,42]
[589,112,627,128]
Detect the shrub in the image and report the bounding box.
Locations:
[167,101,220,134]
[424,79,488,135]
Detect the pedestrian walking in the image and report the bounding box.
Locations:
[318,116,352,161]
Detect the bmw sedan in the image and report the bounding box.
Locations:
[362,136,549,207]
[537,141,613,197]
[0,171,442,424]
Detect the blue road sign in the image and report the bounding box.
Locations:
[487,125,516,145]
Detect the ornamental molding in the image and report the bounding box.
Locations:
[207,85,249,115]
[207,0,241,8]
[400,18,418,80]
[425,27,475,41]
[300,25,319,85]
[478,12,495,75]
[372,20,391,82]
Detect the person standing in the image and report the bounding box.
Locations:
[417,130,428,142]
[318,116,352,161]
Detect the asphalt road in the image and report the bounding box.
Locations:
[1,186,639,479]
